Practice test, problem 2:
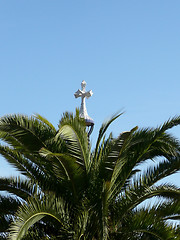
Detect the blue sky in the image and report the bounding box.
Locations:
[0,0,180,186]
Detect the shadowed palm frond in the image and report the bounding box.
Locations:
[0,195,20,215]
[127,208,179,240]
[0,196,20,234]
[148,200,180,221]
[0,177,39,200]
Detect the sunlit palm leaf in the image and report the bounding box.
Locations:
[57,112,90,172]
[0,115,54,152]
[8,195,72,240]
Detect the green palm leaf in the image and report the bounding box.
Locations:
[93,113,123,164]
[0,114,54,152]
[8,195,72,240]
[57,111,90,172]
[0,177,37,199]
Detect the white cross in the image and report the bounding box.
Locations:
[74,80,93,123]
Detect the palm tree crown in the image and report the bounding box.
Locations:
[0,110,179,239]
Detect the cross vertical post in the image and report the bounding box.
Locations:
[74,80,94,138]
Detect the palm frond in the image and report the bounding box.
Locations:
[34,113,57,133]
[57,111,90,172]
[130,208,179,240]
[8,195,72,240]
[115,184,180,220]
[0,145,35,178]
[0,195,20,215]
[110,204,179,239]
[0,114,54,152]
[149,200,180,221]
[0,196,20,233]
[93,113,123,163]
[0,177,38,199]
[137,158,180,188]
[109,126,180,203]
[39,148,85,200]
[159,115,180,132]
[107,127,138,202]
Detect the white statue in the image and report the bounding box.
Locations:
[74,80,94,125]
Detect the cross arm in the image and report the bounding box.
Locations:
[74,89,83,98]
[86,90,93,99]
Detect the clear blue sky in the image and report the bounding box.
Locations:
[0,1,180,186]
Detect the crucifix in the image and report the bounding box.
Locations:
[74,80,94,136]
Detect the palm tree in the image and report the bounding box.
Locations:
[0,110,179,239]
